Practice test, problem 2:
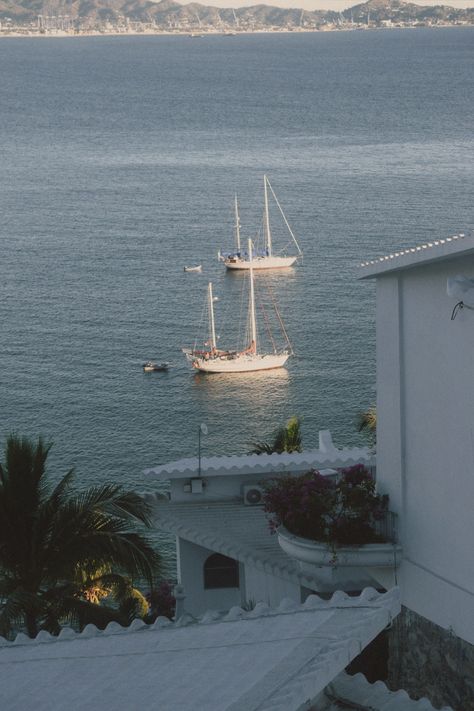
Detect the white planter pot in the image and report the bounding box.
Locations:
[277,526,402,568]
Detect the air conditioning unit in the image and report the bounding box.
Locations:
[243,485,265,506]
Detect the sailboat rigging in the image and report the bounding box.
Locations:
[219,175,302,271]
[183,239,292,373]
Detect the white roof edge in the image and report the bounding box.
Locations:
[358,231,474,279]
[232,588,401,711]
[0,587,400,648]
[329,671,455,711]
[145,430,374,480]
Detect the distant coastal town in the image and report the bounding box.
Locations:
[1,0,473,37]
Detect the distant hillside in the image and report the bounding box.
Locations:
[0,0,472,29]
[343,0,471,22]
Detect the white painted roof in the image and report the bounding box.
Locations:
[321,672,454,710]
[0,589,400,711]
[358,231,474,279]
[145,430,373,481]
[149,497,377,591]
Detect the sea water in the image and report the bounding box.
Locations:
[0,28,472,569]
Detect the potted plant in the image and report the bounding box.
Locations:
[262,465,397,568]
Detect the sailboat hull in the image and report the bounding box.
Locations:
[192,353,289,373]
[225,256,297,270]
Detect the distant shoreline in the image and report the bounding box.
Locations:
[0,25,473,39]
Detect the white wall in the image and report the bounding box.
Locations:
[177,538,304,615]
[170,474,278,502]
[244,566,301,607]
[376,255,474,644]
[177,538,243,617]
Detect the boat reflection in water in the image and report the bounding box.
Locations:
[191,367,290,415]
[184,363,292,455]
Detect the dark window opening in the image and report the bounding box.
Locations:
[204,553,239,589]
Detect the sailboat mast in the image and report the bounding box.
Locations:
[208,282,217,350]
[234,194,241,253]
[264,174,272,257]
[248,239,257,353]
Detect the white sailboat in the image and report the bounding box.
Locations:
[219,175,302,271]
[183,239,291,373]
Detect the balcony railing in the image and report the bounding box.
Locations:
[374,510,398,544]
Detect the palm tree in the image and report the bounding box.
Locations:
[0,435,161,639]
[357,406,377,447]
[251,416,302,455]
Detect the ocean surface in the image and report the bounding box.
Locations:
[0,28,473,571]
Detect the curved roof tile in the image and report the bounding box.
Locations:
[358,231,474,279]
[145,431,373,481]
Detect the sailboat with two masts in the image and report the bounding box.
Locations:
[219,175,303,271]
[183,239,292,373]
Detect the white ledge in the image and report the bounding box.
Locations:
[145,430,374,481]
[278,527,402,568]
[358,231,474,279]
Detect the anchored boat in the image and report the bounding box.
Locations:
[143,361,169,372]
[183,239,292,374]
[219,175,302,271]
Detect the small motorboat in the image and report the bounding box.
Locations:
[143,361,169,373]
[184,265,202,273]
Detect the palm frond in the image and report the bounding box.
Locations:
[357,406,377,433]
[0,588,44,639]
[47,468,75,507]
[250,416,302,455]
[52,595,125,632]
[118,589,149,624]
[87,572,133,599]
[102,491,154,527]
[250,440,274,455]
[43,506,161,585]
[0,434,161,637]
[284,416,302,452]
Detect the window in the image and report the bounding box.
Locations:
[204,553,239,589]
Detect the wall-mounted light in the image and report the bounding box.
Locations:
[447,275,474,320]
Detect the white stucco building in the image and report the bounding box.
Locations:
[144,431,397,617]
[359,232,474,645]
[358,231,474,707]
